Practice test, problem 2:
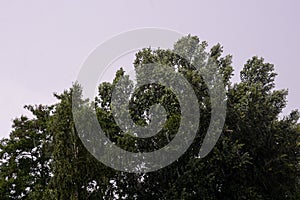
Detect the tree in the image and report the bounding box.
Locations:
[0,105,53,199]
[48,88,117,200]
[0,35,299,199]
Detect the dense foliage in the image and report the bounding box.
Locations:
[0,35,299,199]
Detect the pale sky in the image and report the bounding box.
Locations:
[0,0,299,138]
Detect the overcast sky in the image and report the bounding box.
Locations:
[0,0,299,138]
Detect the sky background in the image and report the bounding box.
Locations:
[0,0,299,138]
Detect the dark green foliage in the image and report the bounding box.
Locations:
[0,105,53,199]
[0,35,299,199]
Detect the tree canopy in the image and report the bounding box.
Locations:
[0,35,299,199]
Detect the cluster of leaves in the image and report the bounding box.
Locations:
[0,35,299,199]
